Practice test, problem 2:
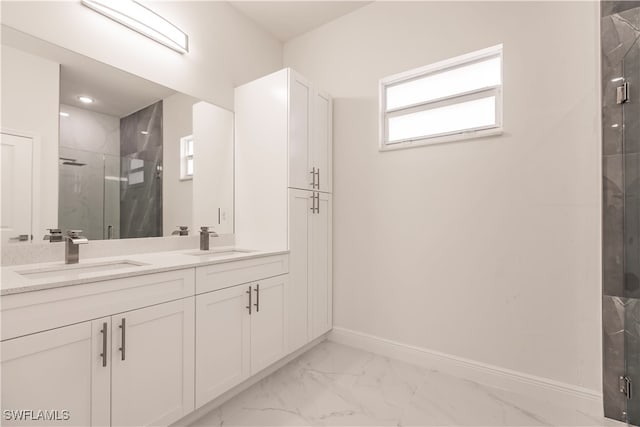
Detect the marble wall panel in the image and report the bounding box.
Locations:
[119,101,163,238]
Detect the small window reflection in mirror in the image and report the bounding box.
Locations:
[127,158,145,185]
[180,135,194,180]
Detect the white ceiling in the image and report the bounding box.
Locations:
[229,1,370,42]
[2,25,176,118]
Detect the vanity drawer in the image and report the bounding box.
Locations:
[1,268,195,341]
[195,254,288,294]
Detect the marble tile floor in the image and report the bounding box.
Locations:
[189,341,625,427]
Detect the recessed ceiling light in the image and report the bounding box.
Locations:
[141,131,149,135]
[612,123,620,128]
[60,112,70,117]
[78,96,94,104]
[611,77,625,83]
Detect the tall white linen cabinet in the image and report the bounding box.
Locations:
[235,68,333,352]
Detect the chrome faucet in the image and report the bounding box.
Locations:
[199,226,219,251]
[44,228,64,243]
[65,230,88,264]
[173,226,189,236]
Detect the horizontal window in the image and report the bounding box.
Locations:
[380,45,503,150]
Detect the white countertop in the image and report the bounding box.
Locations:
[1,247,288,296]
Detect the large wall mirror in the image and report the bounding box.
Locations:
[1,26,233,244]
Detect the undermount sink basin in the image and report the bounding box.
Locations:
[16,260,148,279]
[183,249,255,258]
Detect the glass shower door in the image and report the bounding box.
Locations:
[59,147,106,241]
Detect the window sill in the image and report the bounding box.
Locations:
[379,127,503,152]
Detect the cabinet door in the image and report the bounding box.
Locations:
[312,90,332,193]
[111,298,195,427]
[195,285,251,408]
[288,189,311,351]
[289,71,312,190]
[310,193,333,339]
[250,275,288,374]
[1,319,110,426]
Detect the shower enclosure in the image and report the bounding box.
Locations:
[58,146,162,240]
[602,2,640,424]
[59,146,121,240]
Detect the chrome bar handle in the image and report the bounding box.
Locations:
[246,286,252,315]
[119,318,126,361]
[254,284,260,312]
[309,167,316,188]
[310,193,316,213]
[316,168,320,190]
[100,322,108,367]
[316,193,320,214]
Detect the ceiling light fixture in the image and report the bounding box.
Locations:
[60,112,70,117]
[78,96,94,104]
[81,0,189,54]
[140,131,149,135]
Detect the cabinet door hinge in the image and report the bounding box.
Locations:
[617,82,630,104]
[620,376,632,400]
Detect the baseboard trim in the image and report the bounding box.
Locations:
[171,334,329,426]
[329,327,603,417]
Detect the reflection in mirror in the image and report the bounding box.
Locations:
[1,26,234,243]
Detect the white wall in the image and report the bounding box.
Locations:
[163,93,199,237]
[284,1,602,392]
[1,46,60,240]
[1,1,283,111]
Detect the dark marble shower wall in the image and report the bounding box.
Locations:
[602,2,640,423]
[119,101,163,238]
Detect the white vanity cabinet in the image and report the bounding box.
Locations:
[110,298,195,427]
[1,252,302,426]
[1,318,110,426]
[1,269,196,427]
[1,297,195,427]
[249,275,288,373]
[195,284,251,408]
[195,276,289,407]
[194,256,289,407]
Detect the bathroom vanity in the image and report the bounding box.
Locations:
[1,12,332,427]
[1,248,330,426]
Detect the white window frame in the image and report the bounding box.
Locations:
[379,44,503,151]
[180,134,193,180]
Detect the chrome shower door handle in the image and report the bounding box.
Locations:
[315,168,320,190]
